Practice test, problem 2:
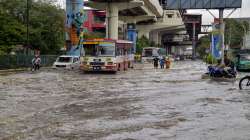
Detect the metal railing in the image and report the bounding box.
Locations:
[0,55,58,69]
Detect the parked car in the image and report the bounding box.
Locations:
[236,54,250,71]
[52,55,80,70]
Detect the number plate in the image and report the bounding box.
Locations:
[93,66,101,71]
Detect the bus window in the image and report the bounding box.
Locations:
[98,44,115,56]
[124,49,128,55]
[116,47,123,56]
[83,44,97,56]
[83,42,115,57]
[128,47,132,54]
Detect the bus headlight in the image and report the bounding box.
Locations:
[82,61,88,65]
[84,57,89,61]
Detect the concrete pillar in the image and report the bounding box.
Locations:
[106,3,119,39]
[151,31,162,46]
[158,33,162,46]
[66,0,84,56]
[150,31,158,45]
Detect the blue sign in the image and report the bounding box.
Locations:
[127,23,137,53]
[211,34,221,59]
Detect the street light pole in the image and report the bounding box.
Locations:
[26,0,30,54]
[192,22,196,59]
[219,9,225,65]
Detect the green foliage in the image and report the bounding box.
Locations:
[0,0,65,54]
[225,19,249,48]
[198,19,249,58]
[197,35,210,58]
[204,53,217,64]
[136,35,150,54]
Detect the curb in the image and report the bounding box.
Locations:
[0,67,53,74]
[0,68,29,74]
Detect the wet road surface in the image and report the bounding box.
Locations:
[0,61,250,140]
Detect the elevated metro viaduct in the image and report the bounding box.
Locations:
[62,0,188,58]
[86,0,187,53]
[87,0,163,39]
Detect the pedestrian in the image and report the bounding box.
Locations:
[165,57,171,69]
[32,55,41,71]
[160,56,165,69]
[153,56,159,69]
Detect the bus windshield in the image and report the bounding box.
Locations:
[83,42,115,57]
[143,49,153,57]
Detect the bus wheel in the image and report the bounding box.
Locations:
[124,63,127,71]
[118,64,121,71]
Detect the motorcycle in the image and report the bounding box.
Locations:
[206,65,237,79]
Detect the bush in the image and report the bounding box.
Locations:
[204,54,217,64]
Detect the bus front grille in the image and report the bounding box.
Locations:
[90,62,105,66]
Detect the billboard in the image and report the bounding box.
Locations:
[211,34,221,59]
[211,23,221,59]
[166,0,242,9]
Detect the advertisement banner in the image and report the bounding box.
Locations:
[211,34,221,59]
[211,23,221,59]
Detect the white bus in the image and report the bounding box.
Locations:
[141,47,166,62]
[80,39,134,73]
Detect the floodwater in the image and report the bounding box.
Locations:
[0,61,250,140]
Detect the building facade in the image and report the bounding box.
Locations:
[83,10,106,37]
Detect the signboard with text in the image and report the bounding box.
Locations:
[166,0,242,9]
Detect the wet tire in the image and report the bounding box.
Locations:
[118,64,121,71]
[239,76,250,90]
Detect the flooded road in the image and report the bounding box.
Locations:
[0,61,250,140]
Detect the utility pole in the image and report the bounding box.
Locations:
[192,22,196,59]
[185,21,199,59]
[26,0,30,55]
[219,9,225,65]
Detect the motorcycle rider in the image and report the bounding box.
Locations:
[208,54,236,77]
[223,54,236,77]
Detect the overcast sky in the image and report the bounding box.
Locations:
[56,0,250,24]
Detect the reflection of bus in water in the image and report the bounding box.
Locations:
[142,47,166,62]
[80,39,134,72]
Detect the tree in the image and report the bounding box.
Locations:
[225,19,249,48]
[0,0,27,55]
[197,35,210,58]
[136,35,150,54]
[0,0,65,54]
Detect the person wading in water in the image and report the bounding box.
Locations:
[153,56,159,69]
